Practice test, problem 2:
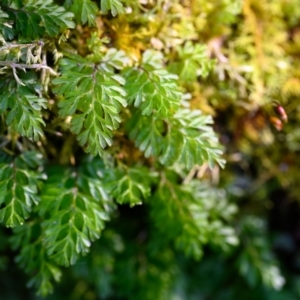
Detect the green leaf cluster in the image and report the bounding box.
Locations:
[0,152,44,227]
[127,108,225,168]
[4,0,298,298]
[0,0,231,295]
[39,164,113,266]
[169,41,215,82]
[10,223,62,296]
[150,170,237,259]
[53,51,127,155]
[2,0,75,40]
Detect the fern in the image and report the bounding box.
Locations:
[53,51,127,155]
[3,0,75,40]
[0,82,46,140]
[0,7,9,37]
[161,109,225,169]
[127,108,225,169]
[100,0,126,17]
[0,0,262,297]
[0,152,45,227]
[150,170,238,259]
[104,166,154,207]
[169,41,215,82]
[39,164,113,266]
[124,50,182,117]
[10,223,62,296]
[70,0,98,26]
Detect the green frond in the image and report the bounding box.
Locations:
[11,223,62,296]
[105,166,154,207]
[127,109,225,169]
[4,0,75,40]
[53,52,127,155]
[0,152,45,227]
[39,165,113,266]
[124,50,182,117]
[70,0,98,26]
[150,170,238,259]
[0,82,46,140]
[100,0,126,17]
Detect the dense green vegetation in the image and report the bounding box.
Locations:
[1,0,300,299]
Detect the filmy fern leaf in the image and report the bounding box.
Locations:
[100,0,126,17]
[39,165,113,266]
[10,223,62,296]
[105,166,154,207]
[70,0,98,26]
[126,110,165,158]
[4,0,75,39]
[150,171,238,259]
[0,82,46,140]
[160,109,225,169]
[0,7,9,37]
[53,53,127,155]
[127,108,225,169]
[124,50,182,117]
[168,41,215,82]
[0,152,45,227]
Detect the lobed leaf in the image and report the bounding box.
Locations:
[53,56,127,155]
[124,50,182,117]
[39,166,113,266]
[0,152,45,227]
[0,83,46,141]
[126,108,225,169]
[5,0,75,39]
[71,0,98,26]
[104,166,153,207]
[150,171,238,259]
[100,0,126,17]
[168,41,214,82]
[11,223,62,296]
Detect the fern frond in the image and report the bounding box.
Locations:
[150,171,238,259]
[169,41,215,82]
[105,166,154,207]
[53,52,127,155]
[11,223,62,296]
[0,152,45,227]
[100,0,126,17]
[124,50,182,117]
[39,164,113,266]
[3,0,75,39]
[0,82,46,140]
[127,109,225,169]
[70,0,98,26]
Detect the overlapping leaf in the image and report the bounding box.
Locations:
[150,171,238,259]
[53,52,127,155]
[160,109,225,169]
[104,166,154,207]
[39,165,113,266]
[0,8,9,36]
[0,152,45,227]
[4,0,75,39]
[10,223,61,296]
[124,50,182,117]
[126,110,165,158]
[100,0,125,17]
[127,108,225,168]
[0,82,46,140]
[168,41,214,82]
[70,0,98,26]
